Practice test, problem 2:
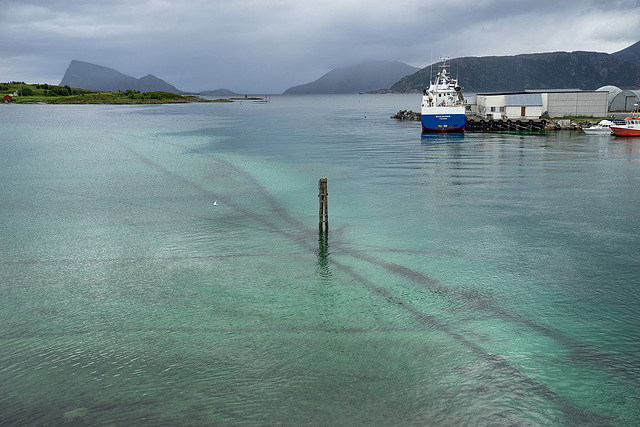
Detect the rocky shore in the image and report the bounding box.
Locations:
[390,110,421,120]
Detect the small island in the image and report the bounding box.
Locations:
[1,81,231,104]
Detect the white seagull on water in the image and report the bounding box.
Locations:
[213,200,217,206]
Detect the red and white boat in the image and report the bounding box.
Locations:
[610,109,640,136]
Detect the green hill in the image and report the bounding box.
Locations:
[391,51,640,93]
[1,82,224,104]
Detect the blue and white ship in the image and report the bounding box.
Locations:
[421,57,465,132]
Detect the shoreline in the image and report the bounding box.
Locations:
[4,96,231,105]
[1,82,235,105]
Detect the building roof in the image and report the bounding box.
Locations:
[618,89,640,97]
[476,89,598,96]
[525,89,583,93]
[596,85,623,106]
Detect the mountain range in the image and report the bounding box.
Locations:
[288,41,640,94]
[60,60,183,94]
[391,47,640,93]
[59,41,640,95]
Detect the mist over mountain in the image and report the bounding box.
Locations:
[60,60,182,93]
[391,49,640,93]
[283,60,419,94]
[58,41,640,96]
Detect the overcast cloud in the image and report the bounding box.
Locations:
[1,0,639,93]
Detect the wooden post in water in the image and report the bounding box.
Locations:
[318,177,328,232]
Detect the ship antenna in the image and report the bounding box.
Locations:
[429,47,433,83]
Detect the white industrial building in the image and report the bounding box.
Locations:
[596,85,640,111]
[475,90,608,119]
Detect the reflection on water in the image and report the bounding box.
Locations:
[316,231,332,282]
[420,131,465,145]
[1,99,639,425]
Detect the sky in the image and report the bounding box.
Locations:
[1,0,640,94]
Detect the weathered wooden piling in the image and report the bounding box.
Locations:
[318,178,328,232]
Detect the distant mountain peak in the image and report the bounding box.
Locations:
[283,60,420,94]
[60,60,182,94]
[199,89,238,96]
[613,40,640,65]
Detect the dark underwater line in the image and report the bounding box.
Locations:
[109,134,309,247]
[326,255,614,426]
[110,131,616,423]
[134,131,628,366]
[122,134,626,361]
[347,250,638,381]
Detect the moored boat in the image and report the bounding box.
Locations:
[610,115,640,136]
[583,119,614,135]
[421,57,465,133]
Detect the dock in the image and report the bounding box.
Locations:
[465,117,547,132]
[391,110,589,131]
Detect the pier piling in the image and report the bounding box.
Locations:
[318,178,328,232]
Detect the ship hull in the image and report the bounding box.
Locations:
[610,126,640,136]
[421,106,465,132]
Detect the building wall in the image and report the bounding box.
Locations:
[505,105,543,119]
[475,91,607,118]
[546,92,608,117]
[477,94,542,119]
[505,93,543,119]
[477,95,504,118]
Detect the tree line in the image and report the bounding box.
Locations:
[1,82,75,96]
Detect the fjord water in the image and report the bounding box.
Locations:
[1,95,639,426]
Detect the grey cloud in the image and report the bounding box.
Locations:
[1,0,639,93]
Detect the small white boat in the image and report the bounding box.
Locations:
[583,119,613,135]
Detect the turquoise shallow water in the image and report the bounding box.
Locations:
[1,95,639,426]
